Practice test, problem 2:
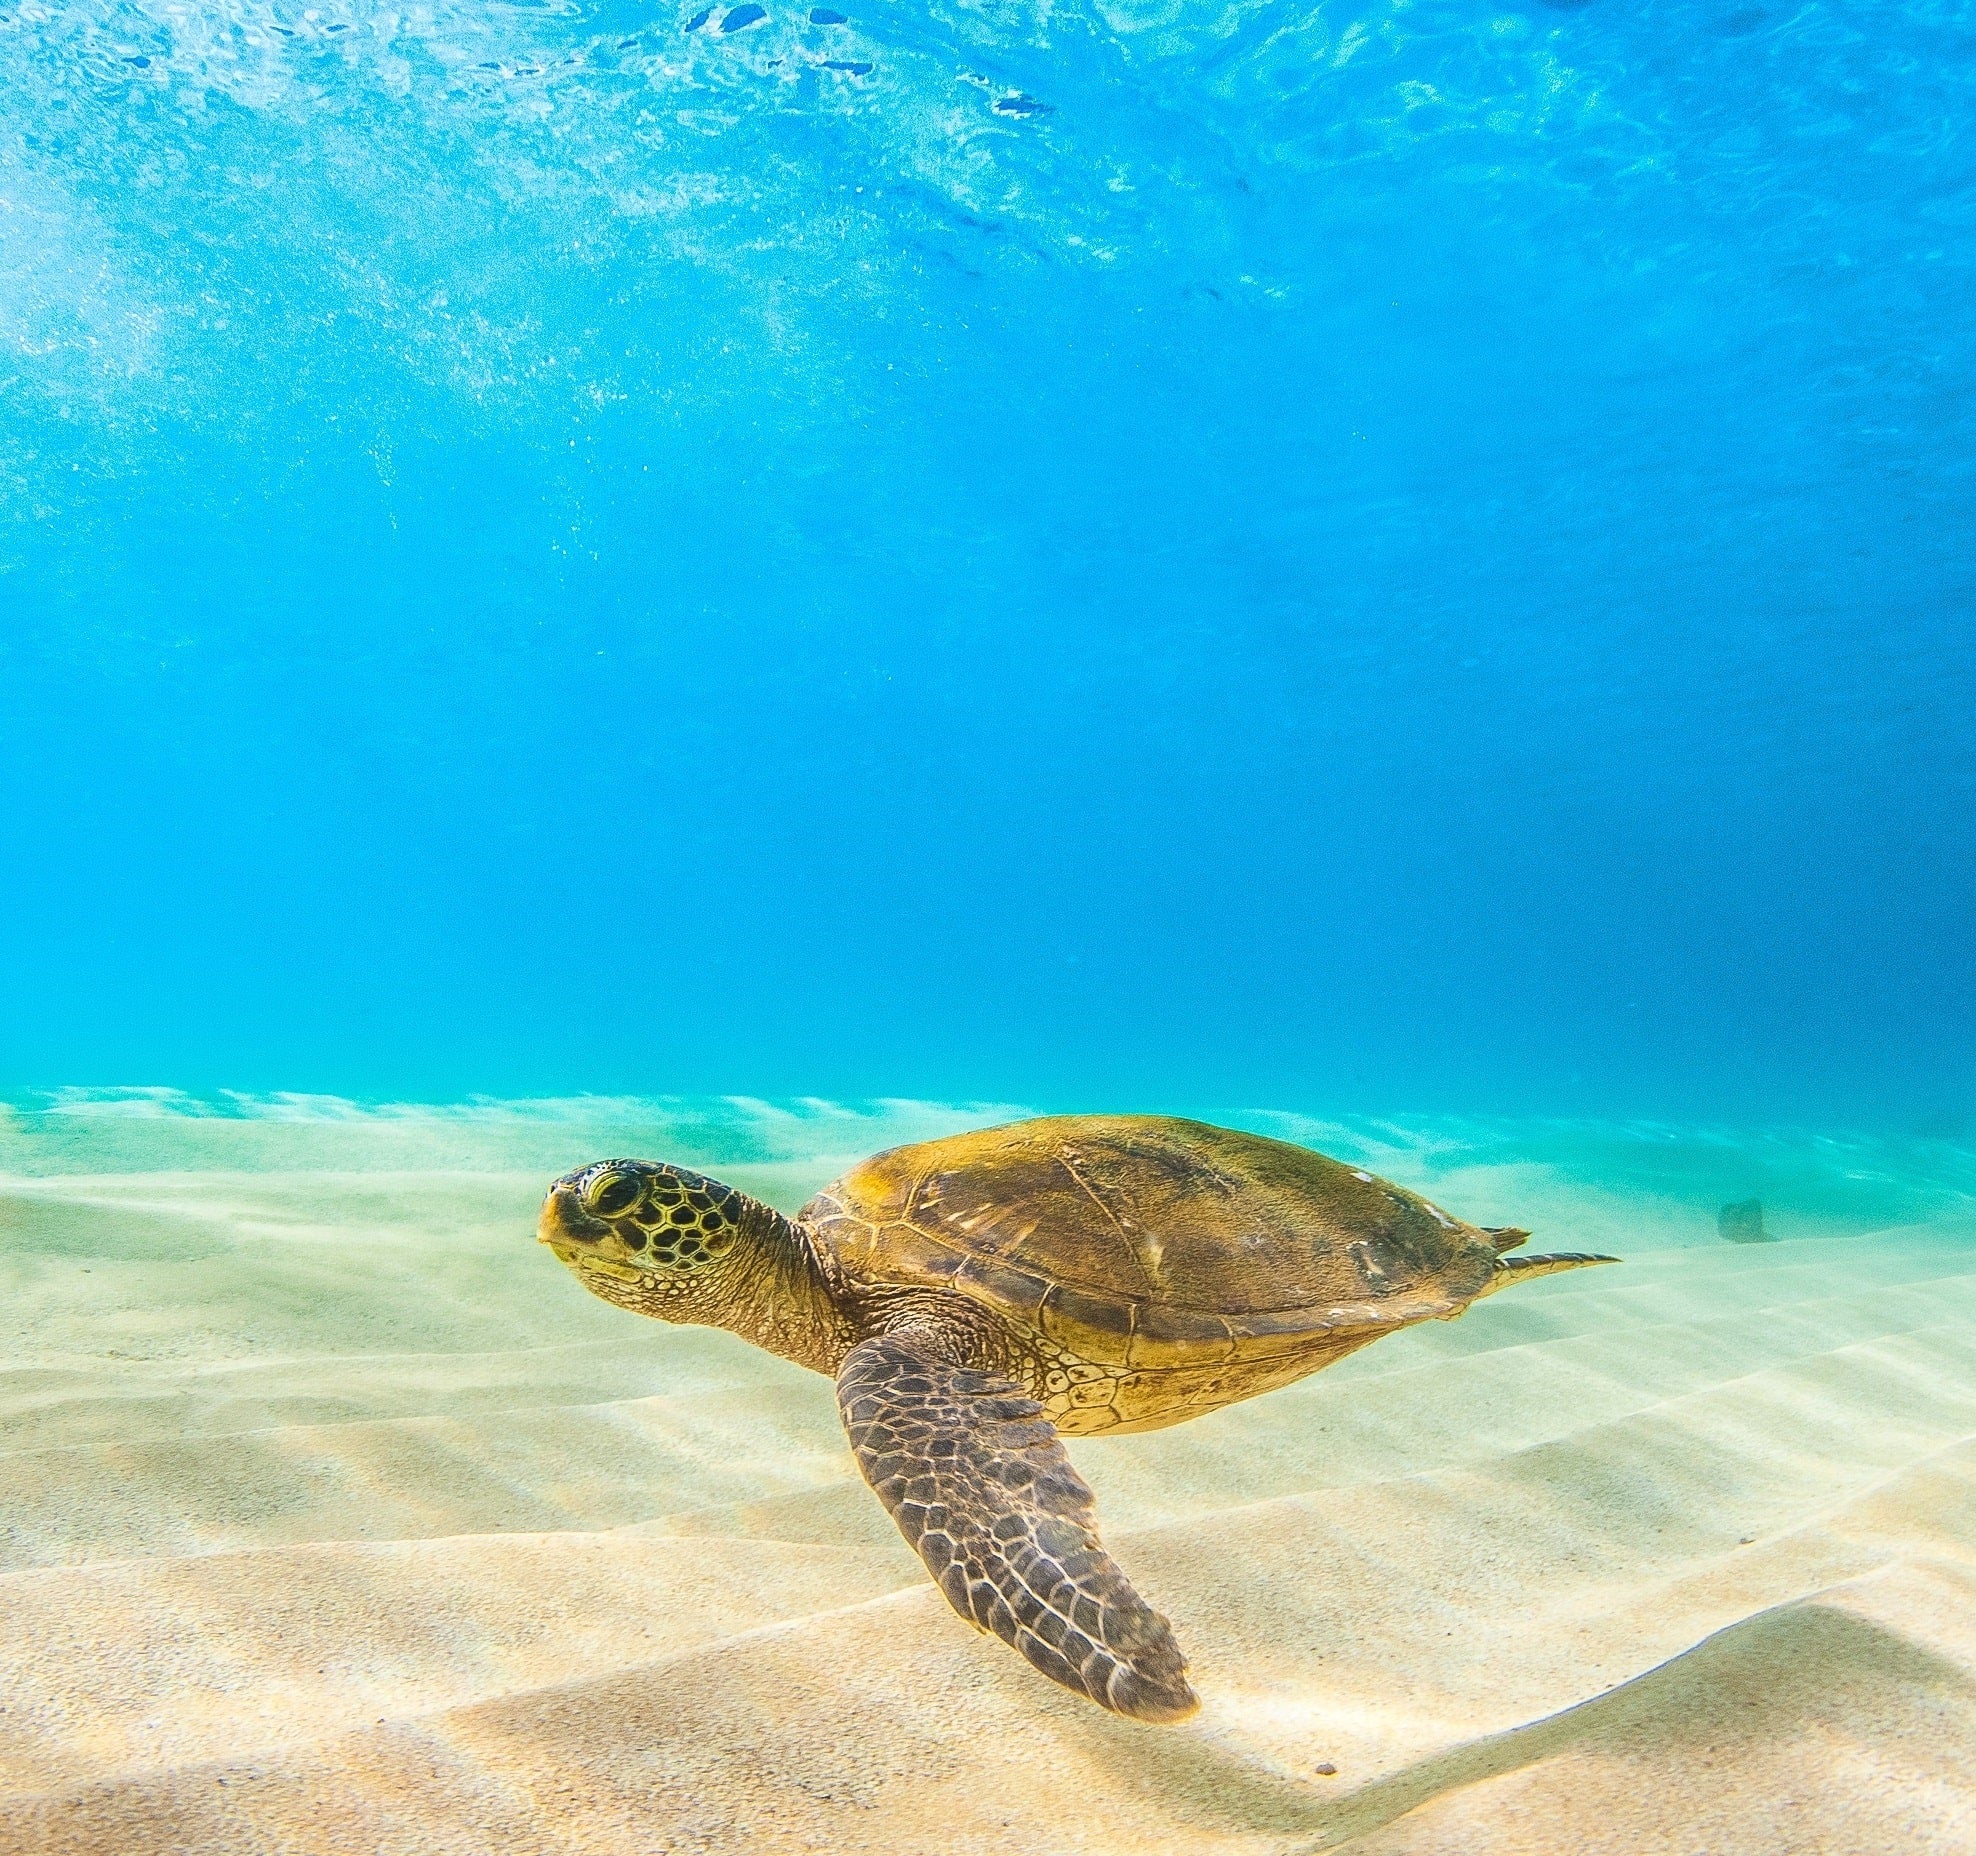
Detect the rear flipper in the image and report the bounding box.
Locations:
[1485,1250,1619,1292]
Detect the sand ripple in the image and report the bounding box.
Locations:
[2,1138,1973,1853]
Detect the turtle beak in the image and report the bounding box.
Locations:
[538,1181,604,1249]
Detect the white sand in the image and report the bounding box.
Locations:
[2,1096,1973,1853]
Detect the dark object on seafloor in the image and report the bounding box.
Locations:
[537,1114,1617,1723]
[1719,1198,1771,1243]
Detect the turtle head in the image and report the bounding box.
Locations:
[538,1159,755,1318]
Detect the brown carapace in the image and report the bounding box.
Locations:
[537,1115,1615,1723]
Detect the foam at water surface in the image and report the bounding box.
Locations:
[10,0,1973,435]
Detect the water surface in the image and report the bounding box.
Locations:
[2,0,1971,1122]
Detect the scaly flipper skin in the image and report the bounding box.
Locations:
[837,1330,1198,1722]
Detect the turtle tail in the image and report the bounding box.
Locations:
[1480,1250,1619,1295]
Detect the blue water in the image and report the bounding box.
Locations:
[2,0,1971,1124]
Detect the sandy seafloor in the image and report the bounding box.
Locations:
[3,1094,1975,1855]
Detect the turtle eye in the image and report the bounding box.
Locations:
[584,1168,643,1218]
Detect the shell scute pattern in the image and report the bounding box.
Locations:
[795,1116,1539,1435]
[802,1115,1508,1374]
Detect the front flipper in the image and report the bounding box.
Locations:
[836,1331,1197,1722]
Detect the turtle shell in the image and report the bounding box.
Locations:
[799,1115,1506,1370]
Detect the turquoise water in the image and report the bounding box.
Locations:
[2,1,1972,1124]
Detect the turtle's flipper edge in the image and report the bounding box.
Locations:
[837,1332,1198,1723]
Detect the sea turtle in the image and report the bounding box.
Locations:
[537,1114,1614,1722]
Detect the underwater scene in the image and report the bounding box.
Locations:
[4,0,1975,1850]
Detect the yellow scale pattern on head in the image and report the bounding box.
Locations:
[607,1168,741,1269]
